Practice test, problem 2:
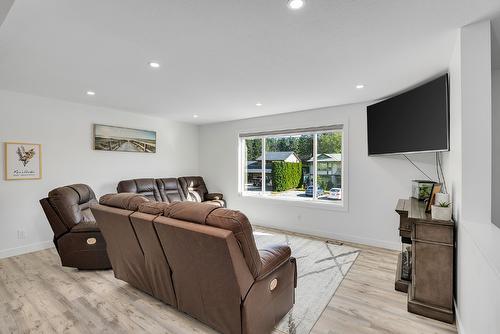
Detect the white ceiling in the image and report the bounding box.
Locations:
[1,0,500,124]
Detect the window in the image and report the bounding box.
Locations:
[240,125,344,205]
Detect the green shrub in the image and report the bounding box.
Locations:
[317,178,335,191]
[271,161,303,192]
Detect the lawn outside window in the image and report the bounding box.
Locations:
[239,125,345,208]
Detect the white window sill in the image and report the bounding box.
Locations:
[239,192,347,212]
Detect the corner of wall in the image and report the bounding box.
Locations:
[451,19,500,334]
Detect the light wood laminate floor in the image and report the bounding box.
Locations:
[0,242,457,334]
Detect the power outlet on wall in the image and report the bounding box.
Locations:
[17,230,26,240]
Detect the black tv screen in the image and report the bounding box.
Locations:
[367,74,449,155]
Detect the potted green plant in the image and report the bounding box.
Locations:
[431,201,452,221]
[434,192,450,205]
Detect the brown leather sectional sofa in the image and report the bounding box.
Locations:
[39,184,111,270]
[117,176,226,207]
[92,193,297,334]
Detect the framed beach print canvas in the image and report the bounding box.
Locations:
[93,124,156,153]
[4,142,42,180]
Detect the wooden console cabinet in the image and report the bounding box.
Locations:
[395,198,455,323]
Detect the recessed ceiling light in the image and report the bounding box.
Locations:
[193,114,199,118]
[288,0,304,10]
[256,102,263,107]
[86,91,95,96]
[356,84,365,89]
[149,62,160,68]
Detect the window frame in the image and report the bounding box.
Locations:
[238,124,348,211]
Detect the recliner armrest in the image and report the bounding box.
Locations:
[257,244,291,279]
[205,192,224,200]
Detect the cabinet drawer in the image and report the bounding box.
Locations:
[414,223,453,245]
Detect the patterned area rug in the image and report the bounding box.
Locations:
[253,228,360,334]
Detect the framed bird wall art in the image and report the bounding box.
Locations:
[4,142,42,180]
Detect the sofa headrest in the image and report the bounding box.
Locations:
[138,202,172,215]
[117,178,160,201]
[156,178,179,191]
[178,176,208,202]
[47,184,98,229]
[180,176,204,187]
[49,184,96,206]
[99,193,149,211]
[164,201,220,224]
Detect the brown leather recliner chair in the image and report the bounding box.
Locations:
[178,176,226,207]
[92,196,296,334]
[39,184,111,270]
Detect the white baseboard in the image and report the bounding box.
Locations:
[253,221,401,251]
[454,300,465,334]
[0,240,54,259]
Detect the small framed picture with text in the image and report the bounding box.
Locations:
[4,142,42,180]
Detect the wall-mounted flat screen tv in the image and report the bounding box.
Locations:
[367,74,449,156]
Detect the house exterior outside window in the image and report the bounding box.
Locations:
[246,152,301,190]
[239,125,345,206]
[307,153,342,190]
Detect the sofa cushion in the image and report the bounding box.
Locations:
[178,176,208,202]
[70,220,100,233]
[138,202,172,215]
[156,178,184,202]
[81,207,96,223]
[117,178,161,201]
[205,209,262,278]
[205,199,226,208]
[164,202,219,224]
[205,192,224,201]
[99,193,149,211]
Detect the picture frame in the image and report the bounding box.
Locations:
[4,142,42,180]
[93,124,156,153]
[425,183,442,212]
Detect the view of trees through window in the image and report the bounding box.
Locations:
[242,130,343,202]
[243,138,262,192]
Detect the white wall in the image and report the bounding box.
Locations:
[0,90,199,258]
[199,104,438,250]
[0,0,14,27]
[461,22,493,224]
[442,32,462,222]
[443,21,500,334]
[492,69,500,227]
